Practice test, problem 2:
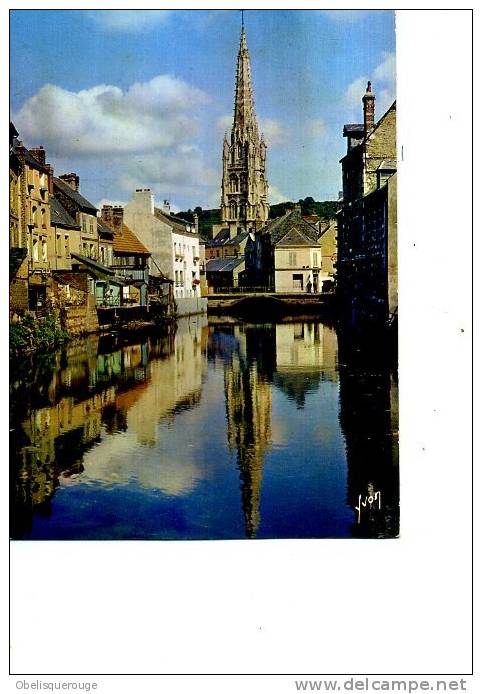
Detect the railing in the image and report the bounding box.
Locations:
[211,286,272,294]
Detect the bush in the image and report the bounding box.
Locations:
[10,313,69,357]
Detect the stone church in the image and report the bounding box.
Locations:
[219,20,269,237]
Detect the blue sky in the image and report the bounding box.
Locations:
[10,9,395,211]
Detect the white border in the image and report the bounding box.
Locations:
[3,3,476,687]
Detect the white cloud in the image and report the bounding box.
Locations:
[14,76,208,158]
[86,10,171,33]
[269,184,290,205]
[217,114,233,134]
[260,118,289,147]
[342,51,396,122]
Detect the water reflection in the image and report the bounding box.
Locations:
[10,318,399,540]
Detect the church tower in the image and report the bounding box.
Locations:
[220,16,269,237]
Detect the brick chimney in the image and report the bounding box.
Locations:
[363,81,376,135]
[60,172,80,192]
[29,146,46,165]
[45,164,54,195]
[101,205,114,228]
[112,206,124,232]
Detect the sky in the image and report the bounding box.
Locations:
[10,9,396,212]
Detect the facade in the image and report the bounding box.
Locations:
[53,174,100,261]
[123,190,201,300]
[205,228,250,261]
[220,22,269,237]
[100,205,150,306]
[337,82,397,325]
[49,196,82,271]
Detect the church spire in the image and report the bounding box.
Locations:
[233,15,258,138]
[219,15,269,234]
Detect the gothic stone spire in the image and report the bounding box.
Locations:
[220,19,269,236]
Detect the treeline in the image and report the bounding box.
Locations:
[174,197,337,240]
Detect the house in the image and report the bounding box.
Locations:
[154,202,201,300]
[205,228,250,261]
[205,256,246,291]
[337,81,397,326]
[123,190,201,300]
[100,205,150,306]
[49,196,82,271]
[53,173,99,261]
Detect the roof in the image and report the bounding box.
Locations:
[263,208,319,246]
[49,197,79,229]
[97,221,114,240]
[225,229,250,246]
[154,207,199,237]
[206,256,245,273]
[343,123,364,137]
[113,224,150,256]
[10,247,28,281]
[53,176,97,214]
[206,228,230,246]
[275,226,319,248]
[70,252,115,276]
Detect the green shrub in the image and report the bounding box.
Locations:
[10,313,69,357]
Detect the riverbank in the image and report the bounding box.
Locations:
[9,312,70,358]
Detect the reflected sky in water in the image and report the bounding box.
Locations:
[10,317,399,540]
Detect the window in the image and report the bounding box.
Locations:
[89,243,95,259]
[41,208,46,228]
[89,219,94,235]
[82,216,87,233]
[32,238,39,262]
[64,235,70,257]
[292,274,303,290]
[42,239,48,262]
[288,252,297,267]
[56,233,62,256]
[313,252,319,268]
[179,270,183,285]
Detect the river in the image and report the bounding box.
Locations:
[10,316,399,540]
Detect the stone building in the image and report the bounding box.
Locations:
[219,21,269,238]
[123,190,201,301]
[337,82,397,326]
[53,173,100,261]
[100,205,150,306]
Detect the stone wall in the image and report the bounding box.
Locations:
[61,294,99,336]
[175,297,208,317]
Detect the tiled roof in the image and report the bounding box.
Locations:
[225,229,250,246]
[113,224,150,256]
[206,256,245,273]
[53,177,97,214]
[49,196,79,228]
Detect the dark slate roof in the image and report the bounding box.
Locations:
[53,177,97,214]
[264,208,319,246]
[10,247,27,281]
[49,196,79,229]
[343,123,364,137]
[97,220,114,240]
[276,226,319,247]
[71,252,115,276]
[23,148,49,172]
[206,256,245,273]
[225,229,250,246]
[206,228,230,246]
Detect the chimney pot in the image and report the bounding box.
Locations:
[29,146,46,166]
[60,172,80,192]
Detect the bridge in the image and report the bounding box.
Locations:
[206,290,336,315]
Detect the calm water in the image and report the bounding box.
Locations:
[10,317,399,540]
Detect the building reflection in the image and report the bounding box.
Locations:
[10,317,208,537]
[274,322,338,407]
[338,330,399,538]
[215,321,337,538]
